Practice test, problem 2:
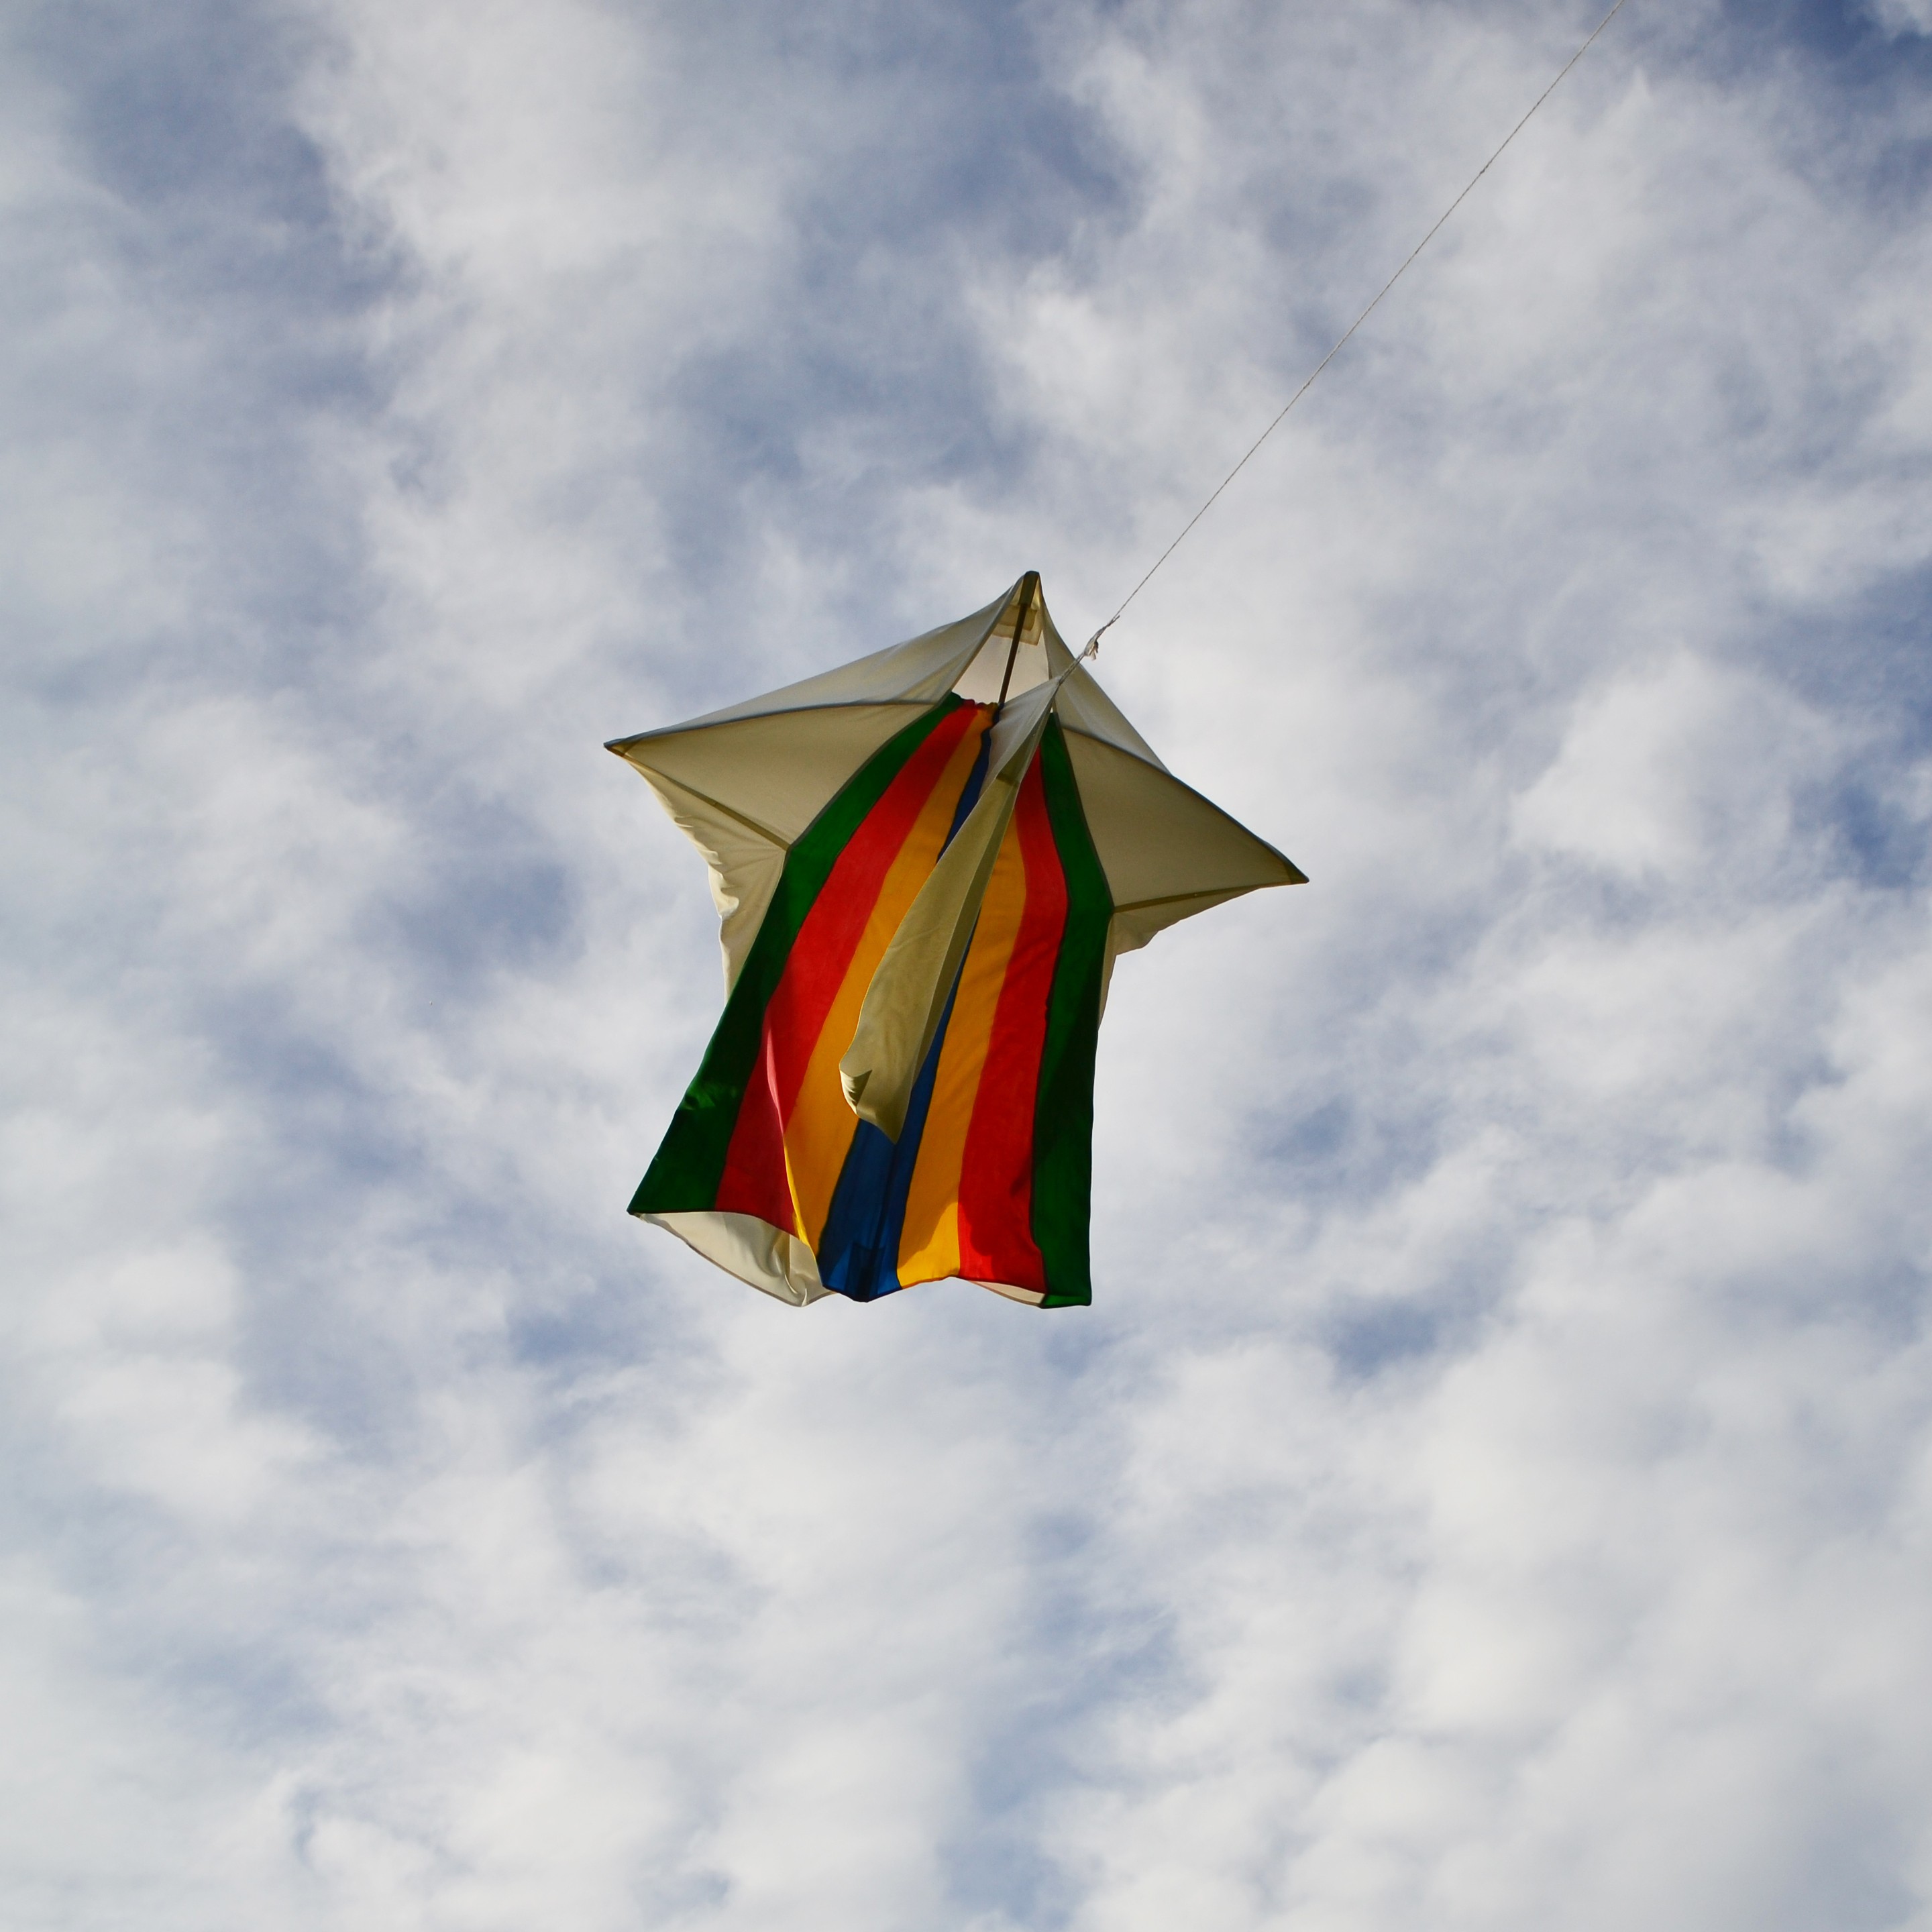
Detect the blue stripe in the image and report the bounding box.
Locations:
[814,979,959,1300]
[816,720,991,1301]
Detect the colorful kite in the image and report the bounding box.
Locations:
[608,573,1303,1307]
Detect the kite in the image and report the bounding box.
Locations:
[608,572,1303,1307]
[596,0,1642,1308]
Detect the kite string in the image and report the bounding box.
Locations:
[1081,0,1632,657]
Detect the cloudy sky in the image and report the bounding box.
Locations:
[7,0,1932,1925]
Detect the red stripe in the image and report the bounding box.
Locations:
[715,703,980,1230]
[955,759,1067,1289]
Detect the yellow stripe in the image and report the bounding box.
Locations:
[784,716,989,1246]
[896,808,1029,1283]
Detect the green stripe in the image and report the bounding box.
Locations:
[1030,717,1114,1307]
[631,697,966,1215]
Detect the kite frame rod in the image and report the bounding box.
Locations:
[995,570,1040,713]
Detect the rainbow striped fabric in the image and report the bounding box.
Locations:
[632,694,1112,1306]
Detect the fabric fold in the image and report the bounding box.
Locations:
[839,674,1067,1140]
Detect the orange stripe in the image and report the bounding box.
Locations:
[782,712,991,1244]
[895,798,1030,1285]
[716,703,982,1235]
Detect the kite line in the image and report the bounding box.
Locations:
[1083,0,1633,657]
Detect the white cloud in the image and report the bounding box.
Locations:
[1869,0,1932,37]
[1509,654,1823,881]
[5,0,1932,1925]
